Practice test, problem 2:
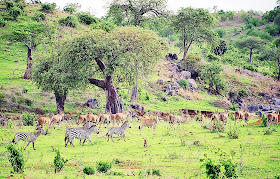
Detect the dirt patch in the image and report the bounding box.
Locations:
[270,157,279,159]
[116,160,142,170]
[250,120,262,126]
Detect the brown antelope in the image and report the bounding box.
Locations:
[49,112,64,129]
[267,112,279,127]
[77,114,88,126]
[87,112,100,123]
[211,110,219,123]
[219,110,228,125]
[37,116,51,128]
[139,116,158,135]
[168,114,183,128]
[244,110,250,125]
[110,114,117,126]
[115,111,130,126]
[234,109,245,125]
[199,114,205,127]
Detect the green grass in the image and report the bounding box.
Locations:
[0,118,279,178]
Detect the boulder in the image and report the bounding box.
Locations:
[259,104,271,111]
[273,98,280,106]
[248,104,259,113]
[156,79,164,85]
[187,79,198,91]
[85,98,99,109]
[180,71,191,79]
[161,96,167,101]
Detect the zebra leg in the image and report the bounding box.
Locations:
[70,139,75,147]
[79,139,82,145]
[24,141,31,150]
[87,137,93,145]
[153,126,156,135]
[82,139,86,146]
[111,135,114,142]
[107,134,110,142]
[33,142,36,150]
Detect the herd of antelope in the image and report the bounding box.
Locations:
[10,106,279,149]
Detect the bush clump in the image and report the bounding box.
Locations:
[0,16,6,27]
[53,149,68,173]
[8,7,23,20]
[83,166,95,175]
[6,144,25,173]
[32,12,45,22]
[227,127,239,139]
[59,16,77,27]
[41,3,56,12]
[22,112,35,126]
[96,161,112,173]
[77,12,97,25]
[178,79,189,89]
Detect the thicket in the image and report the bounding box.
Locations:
[6,144,25,173]
[58,15,77,27]
[40,3,56,12]
[53,149,68,173]
[22,112,35,126]
[77,12,96,25]
[96,161,112,173]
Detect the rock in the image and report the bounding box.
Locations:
[161,96,167,101]
[248,104,259,113]
[273,98,280,106]
[85,98,99,109]
[168,90,175,96]
[259,104,271,111]
[171,82,180,91]
[187,79,198,91]
[180,71,191,79]
[156,79,164,85]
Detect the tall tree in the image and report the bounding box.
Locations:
[171,7,217,60]
[67,27,168,113]
[235,36,265,63]
[33,35,92,114]
[107,0,167,26]
[9,22,46,79]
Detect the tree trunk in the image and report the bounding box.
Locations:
[54,92,66,114]
[183,42,192,61]
[249,49,253,63]
[23,47,32,79]
[130,85,138,102]
[104,76,123,114]
[278,57,280,81]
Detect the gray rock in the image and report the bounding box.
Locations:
[248,104,259,113]
[187,79,198,91]
[168,90,175,96]
[156,79,164,85]
[259,104,271,111]
[273,98,280,106]
[161,96,167,101]
[180,71,191,79]
[85,98,99,109]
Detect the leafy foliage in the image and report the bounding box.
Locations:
[53,149,68,173]
[77,12,96,25]
[83,166,95,175]
[40,3,56,12]
[212,40,227,56]
[180,54,205,78]
[22,112,35,126]
[178,79,189,89]
[0,16,6,27]
[201,62,226,94]
[96,161,112,173]
[8,6,23,20]
[6,144,25,173]
[58,15,78,27]
[32,12,45,22]
[63,3,80,14]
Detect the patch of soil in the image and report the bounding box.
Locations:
[270,157,279,159]
[117,160,142,170]
[250,120,262,126]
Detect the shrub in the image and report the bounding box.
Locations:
[0,17,6,27]
[8,7,23,20]
[180,53,205,78]
[59,16,77,27]
[22,112,35,126]
[261,114,268,127]
[152,169,161,176]
[96,161,112,173]
[5,1,14,9]
[215,28,226,38]
[83,166,95,175]
[53,149,68,173]
[41,3,56,12]
[6,144,25,173]
[238,89,248,98]
[63,3,80,14]
[113,158,120,164]
[227,127,239,139]
[25,99,32,106]
[77,12,96,25]
[32,12,45,22]
[178,79,189,89]
[200,146,237,178]
[0,92,6,103]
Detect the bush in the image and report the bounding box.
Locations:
[0,92,6,103]
[8,7,23,20]
[83,166,95,175]
[178,79,189,89]
[215,28,226,38]
[59,16,77,27]
[238,89,248,98]
[22,112,35,126]
[0,17,6,27]
[206,53,221,62]
[63,3,80,14]
[32,12,45,22]
[200,146,237,178]
[53,149,68,173]
[5,1,14,9]
[152,169,161,176]
[261,114,268,127]
[96,161,112,173]
[6,144,25,173]
[180,53,205,79]
[77,12,96,25]
[227,127,239,139]
[41,3,56,12]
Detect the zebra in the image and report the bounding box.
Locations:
[106,121,131,142]
[12,127,46,150]
[65,124,99,147]
[65,121,95,143]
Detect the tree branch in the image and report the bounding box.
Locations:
[88,78,106,90]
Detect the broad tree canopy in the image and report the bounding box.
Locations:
[171,7,217,60]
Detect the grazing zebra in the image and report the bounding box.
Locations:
[12,127,46,150]
[106,121,131,142]
[65,124,99,147]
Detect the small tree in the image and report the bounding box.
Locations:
[171,7,217,60]
[63,3,80,14]
[6,144,25,173]
[201,62,226,95]
[53,149,68,173]
[235,36,265,63]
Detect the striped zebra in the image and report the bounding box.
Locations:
[106,121,131,142]
[12,127,46,150]
[65,124,99,147]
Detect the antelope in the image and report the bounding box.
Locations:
[219,110,228,125]
[267,112,279,127]
[49,112,64,129]
[37,117,51,128]
[139,116,158,135]
[115,111,130,126]
[234,109,245,125]
[99,113,111,128]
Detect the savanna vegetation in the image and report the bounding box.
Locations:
[0,0,280,178]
